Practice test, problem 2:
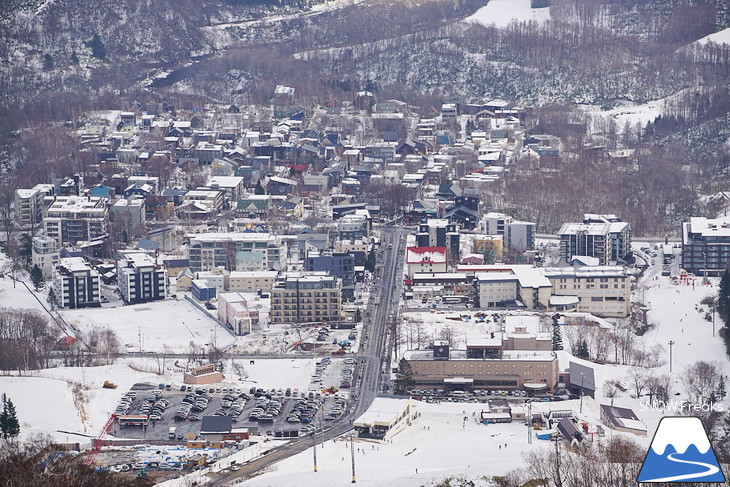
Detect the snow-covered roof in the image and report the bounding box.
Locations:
[685,217,730,237]
[406,247,447,264]
[353,398,412,427]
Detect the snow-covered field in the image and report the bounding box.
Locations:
[696,26,730,46]
[466,0,550,28]
[60,299,236,353]
[0,363,162,443]
[235,397,634,487]
[0,275,48,313]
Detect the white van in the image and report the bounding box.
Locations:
[452,391,466,397]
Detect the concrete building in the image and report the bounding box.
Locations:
[337,211,371,240]
[406,247,448,277]
[404,346,558,392]
[110,198,145,237]
[217,292,260,335]
[205,176,245,202]
[471,234,503,263]
[353,398,416,440]
[542,265,630,317]
[474,265,552,310]
[32,235,59,278]
[304,251,355,300]
[415,219,460,264]
[469,263,631,317]
[682,217,730,276]
[558,214,631,264]
[187,233,282,272]
[228,271,278,294]
[14,184,55,227]
[183,363,223,385]
[43,196,108,245]
[52,257,101,309]
[483,212,535,252]
[116,250,167,304]
[270,273,342,324]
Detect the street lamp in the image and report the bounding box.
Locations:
[312,431,318,472]
[668,340,675,373]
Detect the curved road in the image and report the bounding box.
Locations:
[212,225,407,486]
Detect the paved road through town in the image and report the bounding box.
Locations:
[211,225,407,485]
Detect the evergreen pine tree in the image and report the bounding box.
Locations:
[394,358,415,394]
[254,179,265,195]
[718,375,727,400]
[43,53,54,70]
[576,339,590,359]
[719,270,730,325]
[0,395,20,439]
[4,399,19,439]
[30,264,44,291]
[88,33,106,60]
[364,248,376,273]
[47,287,58,310]
[552,324,563,351]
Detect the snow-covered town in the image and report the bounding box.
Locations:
[2,0,730,486]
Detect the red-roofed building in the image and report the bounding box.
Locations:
[406,246,447,277]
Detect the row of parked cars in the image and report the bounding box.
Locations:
[324,397,346,421]
[214,393,247,421]
[311,357,332,384]
[340,358,356,389]
[140,394,170,421]
[285,397,323,424]
[248,396,283,423]
[115,391,138,415]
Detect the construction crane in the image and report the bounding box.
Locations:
[85,414,116,465]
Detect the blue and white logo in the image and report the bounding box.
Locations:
[638,416,726,483]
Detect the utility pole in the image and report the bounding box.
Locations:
[527,400,532,444]
[579,372,585,414]
[350,433,356,483]
[312,432,317,472]
[669,340,675,372]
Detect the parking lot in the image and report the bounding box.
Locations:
[407,388,568,404]
[111,380,350,442]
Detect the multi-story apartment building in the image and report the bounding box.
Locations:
[406,247,448,277]
[187,233,282,272]
[470,263,631,317]
[270,273,342,324]
[14,184,55,227]
[217,292,260,335]
[682,217,730,276]
[483,212,535,252]
[52,257,101,309]
[228,271,278,294]
[42,196,108,245]
[542,266,630,318]
[558,214,631,265]
[415,219,460,263]
[337,211,371,240]
[116,250,167,304]
[304,251,355,299]
[32,236,59,278]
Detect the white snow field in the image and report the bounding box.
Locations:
[59,298,236,353]
[466,0,550,28]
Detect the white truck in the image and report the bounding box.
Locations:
[168,426,176,439]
